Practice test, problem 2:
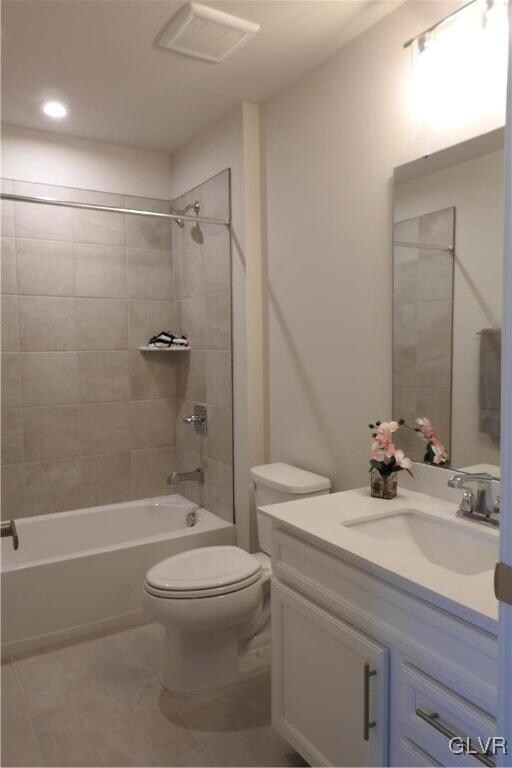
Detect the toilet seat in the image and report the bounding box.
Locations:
[144,545,263,599]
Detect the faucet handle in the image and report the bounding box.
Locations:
[459,489,475,514]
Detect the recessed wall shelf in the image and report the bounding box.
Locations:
[139,346,191,353]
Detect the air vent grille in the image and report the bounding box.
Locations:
[157,2,260,63]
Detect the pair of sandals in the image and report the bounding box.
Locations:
[149,331,189,349]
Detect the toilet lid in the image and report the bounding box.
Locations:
[145,546,262,594]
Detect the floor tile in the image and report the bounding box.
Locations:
[1,663,43,767]
[2,625,307,767]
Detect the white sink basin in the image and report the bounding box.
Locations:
[345,509,498,575]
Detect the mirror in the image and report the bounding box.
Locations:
[392,128,504,479]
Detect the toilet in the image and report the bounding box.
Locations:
[143,462,330,694]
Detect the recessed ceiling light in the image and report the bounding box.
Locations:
[42,101,68,119]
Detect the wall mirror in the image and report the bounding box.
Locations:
[392,128,504,479]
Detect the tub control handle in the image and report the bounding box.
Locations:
[1,520,19,550]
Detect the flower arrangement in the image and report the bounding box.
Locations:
[368,420,413,477]
[414,417,449,466]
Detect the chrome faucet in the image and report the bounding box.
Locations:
[167,467,205,485]
[1,520,19,550]
[447,472,500,527]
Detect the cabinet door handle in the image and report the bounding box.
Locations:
[416,708,495,767]
[363,662,377,741]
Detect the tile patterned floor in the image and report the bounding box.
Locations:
[1,623,308,768]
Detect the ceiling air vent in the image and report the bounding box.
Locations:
[157,2,260,63]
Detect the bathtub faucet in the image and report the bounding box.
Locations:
[167,468,205,485]
[1,520,19,550]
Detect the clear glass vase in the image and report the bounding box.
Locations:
[370,469,398,500]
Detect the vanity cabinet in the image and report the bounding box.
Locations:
[272,581,388,767]
[270,528,498,768]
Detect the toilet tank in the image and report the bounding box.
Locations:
[251,463,331,555]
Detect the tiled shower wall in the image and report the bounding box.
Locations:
[172,170,234,522]
[392,207,455,460]
[1,172,234,523]
[0,179,178,519]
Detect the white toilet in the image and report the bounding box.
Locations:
[143,462,330,694]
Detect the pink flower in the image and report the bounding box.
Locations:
[394,449,413,471]
[415,417,449,464]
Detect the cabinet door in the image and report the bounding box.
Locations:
[271,581,389,767]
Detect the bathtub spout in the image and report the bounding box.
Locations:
[167,468,205,485]
[1,520,19,550]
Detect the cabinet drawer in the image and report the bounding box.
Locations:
[395,737,441,767]
[397,662,496,768]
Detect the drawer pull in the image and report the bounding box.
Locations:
[416,708,495,767]
[363,662,377,741]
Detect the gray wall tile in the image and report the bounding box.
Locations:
[2,182,179,516]
[77,351,130,403]
[130,399,177,450]
[393,345,417,387]
[417,252,453,302]
[20,352,78,406]
[128,299,173,349]
[417,345,452,389]
[206,458,233,523]
[130,352,177,400]
[178,350,207,402]
[1,408,24,464]
[132,447,176,498]
[23,406,80,461]
[14,199,74,241]
[1,295,19,352]
[417,299,452,345]
[203,231,230,294]
[72,208,125,247]
[207,406,233,466]
[24,459,82,516]
[1,237,17,294]
[74,244,126,298]
[393,250,418,305]
[74,298,128,350]
[207,350,232,408]
[79,402,131,455]
[1,353,21,408]
[81,452,133,507]
[206,291,231,349]
[16,239,74,296]
[125,199,172,250]
[127,249,172,299]
[19,297,75,351]
[181,296,206,348]
[1,464,26,519]
[1,199,14,238]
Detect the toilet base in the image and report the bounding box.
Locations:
[159,624,270,694]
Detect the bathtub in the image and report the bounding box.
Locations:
[1,494,235,658]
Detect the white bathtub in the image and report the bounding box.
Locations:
[1,495,235,658]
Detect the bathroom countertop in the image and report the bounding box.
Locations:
[259,487,499,635]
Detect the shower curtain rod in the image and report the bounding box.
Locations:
[394,240,454,253]
[0,193,230,226]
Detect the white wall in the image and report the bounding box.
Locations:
[395,149,504,469]
[170,104,265,551]
[262,0,506,491]
[1,125,173,198]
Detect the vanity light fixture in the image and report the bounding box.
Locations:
[403,0,507,50]
[41,100,68,119]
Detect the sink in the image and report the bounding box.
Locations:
[345,509,498,575]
